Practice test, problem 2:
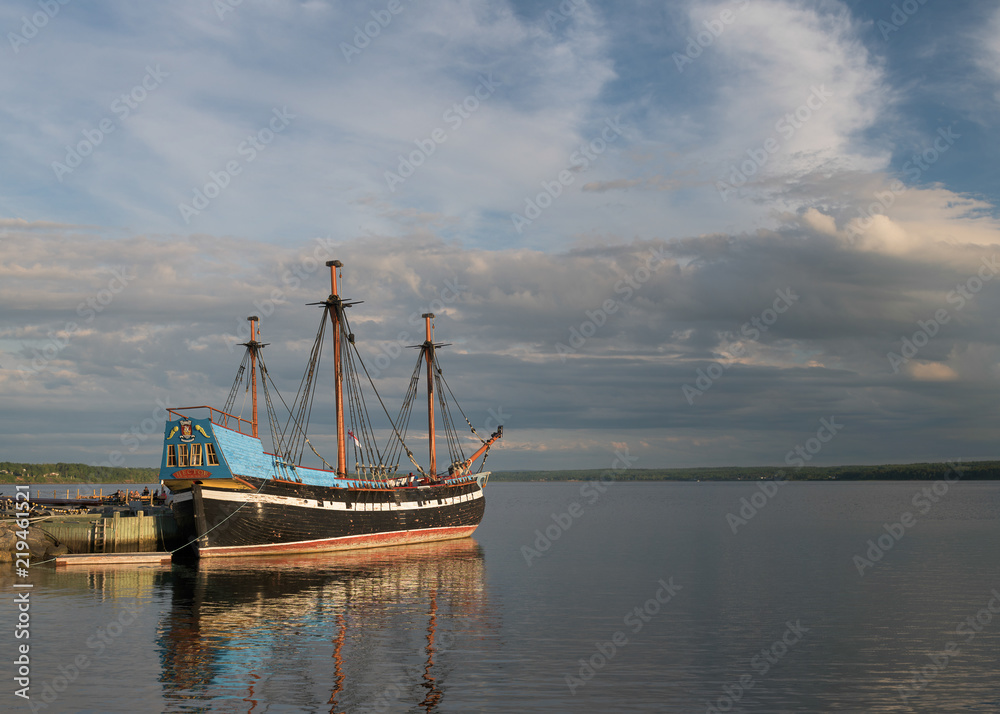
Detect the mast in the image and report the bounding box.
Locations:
[247,316,259,438]
[327,260,348,476]
[423,313,437,478]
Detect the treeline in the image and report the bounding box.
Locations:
[2,460,997,484]
[0,462,159,484]
[490,461,1000,482]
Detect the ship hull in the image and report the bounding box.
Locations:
[172,475,485,558]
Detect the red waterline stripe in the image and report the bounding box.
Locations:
[198,525,478,558]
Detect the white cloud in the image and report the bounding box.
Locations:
[1,1,999,469]
[1,187,999,468]
[704,0,889,178]
[978,6,1000,85]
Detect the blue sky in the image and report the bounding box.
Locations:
[2,0,1000,472]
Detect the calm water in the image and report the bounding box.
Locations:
[3,481,1000,712]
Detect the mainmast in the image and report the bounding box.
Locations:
[246,316,260,438]
[423,313,437,477]
[327,260,348,476]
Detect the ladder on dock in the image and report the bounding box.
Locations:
[93,519,108,553]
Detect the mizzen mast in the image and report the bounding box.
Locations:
[423,313,437,477]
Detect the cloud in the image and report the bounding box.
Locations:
[582,178,642,192]
[0,218,96,231]
[2,176,999,468]
[978,6,1000,85]
[702,0,888,177]
[1,0,621,246]
[1,1,998,470]
[908,361,957,381]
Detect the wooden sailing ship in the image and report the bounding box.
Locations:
[159,260,501,557]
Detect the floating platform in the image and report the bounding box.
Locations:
[55,552,173,566]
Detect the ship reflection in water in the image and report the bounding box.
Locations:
[157,539,494,712]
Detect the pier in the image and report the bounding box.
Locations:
[38,509,183,554]
[0,504,184,561]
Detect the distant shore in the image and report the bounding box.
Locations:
[1,460,997,484]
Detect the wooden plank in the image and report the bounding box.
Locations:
[55,552,173,566]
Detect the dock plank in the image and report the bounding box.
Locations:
[55,552,173,566]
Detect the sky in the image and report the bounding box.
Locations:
[2,0,1000,473]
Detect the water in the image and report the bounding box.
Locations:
[3,481,1000,712]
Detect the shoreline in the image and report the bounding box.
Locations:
[2,459,999,484]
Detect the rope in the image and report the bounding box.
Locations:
[350,338,427,477]
[28,477,272,564]
[165,477,271,554]
[437,362,486,443]
[304,436,334,470]
[384,353,422,469]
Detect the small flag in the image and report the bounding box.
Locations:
[348,429,361,448]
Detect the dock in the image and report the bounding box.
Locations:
[36,508,183,554]
[55,552,173,566]
[1,503,185,564]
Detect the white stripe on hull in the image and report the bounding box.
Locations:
[199,485,483,512]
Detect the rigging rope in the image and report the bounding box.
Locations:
[217,298,485,482]
[348,338,427,477]
[437,362,487,444]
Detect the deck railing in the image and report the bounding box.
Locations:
[167,406,255,436]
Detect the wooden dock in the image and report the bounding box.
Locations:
[37,510,183,554]
[55,552,173,566]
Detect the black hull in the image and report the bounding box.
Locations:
[172,477,485,558]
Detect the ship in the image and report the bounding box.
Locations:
[158,260,502,558]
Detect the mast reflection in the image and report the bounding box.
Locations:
[157,539,492,712]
